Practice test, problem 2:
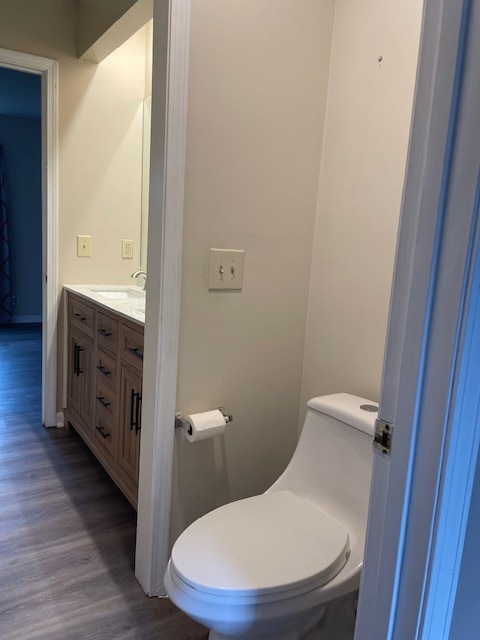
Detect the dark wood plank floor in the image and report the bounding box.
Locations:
[0,324,208,640]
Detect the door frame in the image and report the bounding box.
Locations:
[135,0,191,595]
[355,0,480,637]
[0,48,58,428]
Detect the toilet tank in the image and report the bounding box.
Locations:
[268,393,376,539]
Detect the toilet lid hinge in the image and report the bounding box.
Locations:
[373,419,393,457]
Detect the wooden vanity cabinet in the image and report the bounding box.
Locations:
[118,322,143,496]
[119,365,142,491]
[65,292,144,508]
[67,328,94,436]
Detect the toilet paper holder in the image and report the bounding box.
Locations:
[175,408,233,435]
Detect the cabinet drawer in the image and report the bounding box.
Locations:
[95,378,117,423]
[94,410,118,460]
[96,311,118,354]
[120,324,144,371]
[94,348,118,392]
[69,295,95,338]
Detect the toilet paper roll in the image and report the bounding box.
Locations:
[183,409,226,442]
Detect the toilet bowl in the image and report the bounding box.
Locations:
[165,393,376,640]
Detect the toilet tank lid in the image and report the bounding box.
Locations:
[307,393,378,437]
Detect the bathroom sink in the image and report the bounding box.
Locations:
[89,287,145,300]
[130,308,146,320]
[66,285,146,325]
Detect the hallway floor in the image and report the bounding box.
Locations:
[0,324,207,640]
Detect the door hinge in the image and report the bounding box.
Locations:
[373,419,393,457]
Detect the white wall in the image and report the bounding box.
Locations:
[300,0,423,413]
[170,0,335,541]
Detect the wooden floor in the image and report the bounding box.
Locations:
[0,324,208,640]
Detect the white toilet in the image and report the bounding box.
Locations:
[164,393,376,640]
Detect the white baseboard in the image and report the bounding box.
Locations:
[56,411,64,428]
[11,315,42,324]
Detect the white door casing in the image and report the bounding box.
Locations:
[356,0,480,637]
[135,0,191,595]
[0,48,58,429]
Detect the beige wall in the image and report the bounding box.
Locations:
[0,1,76,57]
[77,0,137,57]
[59,25,148,407]
[60,26,146,287]
[170,0,335,540]
[0,1,149,409]
[0,0,423,554]
[0,0,148,287]
[300,0,423,413]
[144,20,153,97]
[59,24,148,411]
[77,0,152,63]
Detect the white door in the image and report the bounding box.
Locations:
[355,0,480,637]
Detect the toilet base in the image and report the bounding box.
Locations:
[209,632,300,640]
[299,592,358,640]
[207,605,326,640]
[207,592,357,640]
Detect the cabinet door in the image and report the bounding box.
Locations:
[67,329,94,432]
[118,365,142,486]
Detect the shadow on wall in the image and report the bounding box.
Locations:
[170,430,232,542]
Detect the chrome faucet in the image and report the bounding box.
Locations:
[131,270,147,290]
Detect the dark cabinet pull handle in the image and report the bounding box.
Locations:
[96,395,111,408]
[77,346,83,375]
[97,328,112,337]
[128,347,143,360]
[130,388,142,434]
[130,388,135,431]
[95,426,110,439]
[74,344,84,377]
[74,312,86,322]
[135,391,142,435]
[73,343,78,376]
[96,365,111,376]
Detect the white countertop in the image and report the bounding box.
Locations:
[64,284,146,326]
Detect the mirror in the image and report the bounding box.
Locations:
[140,95,151,272]
[95,20,152,277]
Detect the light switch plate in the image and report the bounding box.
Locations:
[77,235,91,257]
[208,248,245,290]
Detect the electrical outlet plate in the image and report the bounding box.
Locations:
[122,239,134,259]
[208,248,245,290]
[77,235,91,257]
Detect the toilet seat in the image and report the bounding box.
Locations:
[171,490,350,599]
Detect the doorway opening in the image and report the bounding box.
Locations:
[0,48,58,429]
[0,67,42,322]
